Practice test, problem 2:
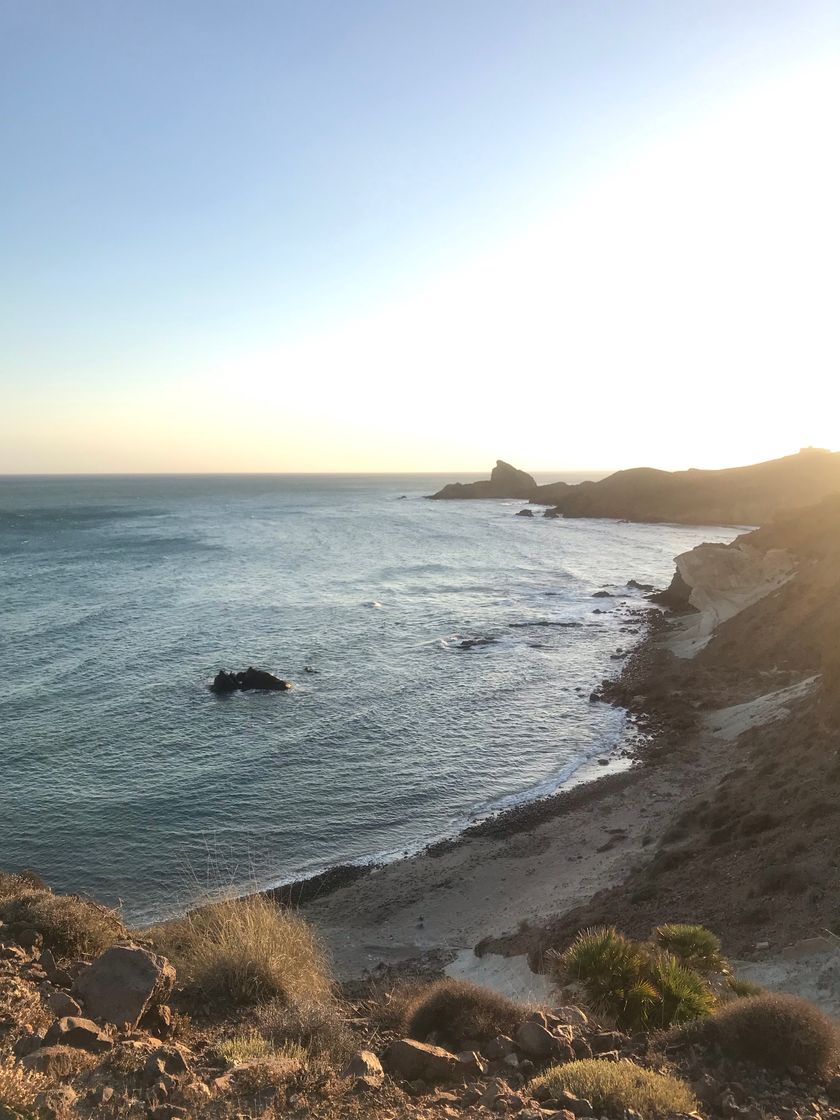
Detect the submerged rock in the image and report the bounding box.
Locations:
[210,667,292,694]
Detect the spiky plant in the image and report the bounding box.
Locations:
[556,927,657,1029]
[647,952,716,1028]
[654,923,725,974]
[553,926,717,1031]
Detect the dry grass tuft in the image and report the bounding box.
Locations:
[530,1058,697,1119]
[255,996,355,1060]
[147,893,332,1008]
[0,870,49,901]
[703,992,839,1075]
[0,886,125,958]
[0,1055,48,1113]
[403,978,526,1049]
[0,977,53,1041]
[217,1028,275,1065]
[228,1044,307,1093]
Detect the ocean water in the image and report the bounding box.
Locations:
[0,474,736,924]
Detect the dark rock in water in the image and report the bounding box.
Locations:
[543,508,562,518]
[626,579,655,592]
[592,590,613,598]
[210,667,291,694]
[210,670,238,694]
[458,637,497,650]
[303,665,318,674]
[516,508,534,517]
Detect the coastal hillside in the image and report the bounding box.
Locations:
[430,447,840,526]
[517,494,840,965]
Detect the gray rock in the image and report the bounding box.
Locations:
[382,1038,462,1083]
[515,1019,557,1059]
[73,944,175,1028]
[341,1050,384,1088]
[43,1016,112,1053]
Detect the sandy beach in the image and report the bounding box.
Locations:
[301,710,734,981]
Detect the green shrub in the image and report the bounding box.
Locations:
[530,1059,696,1119]
[147,894,332,1008]
[647,953,716,1027]
[654,923,725,973]
[0,886,125,958]
[705,993,838,1075]
[559,927,654,1024]
[403,978,526,1048]
[551,926,715,1030]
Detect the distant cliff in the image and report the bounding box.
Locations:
[429,448,840,526]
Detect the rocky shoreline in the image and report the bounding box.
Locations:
[296,499,840,1016]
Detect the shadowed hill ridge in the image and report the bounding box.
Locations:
[429,448,840,526]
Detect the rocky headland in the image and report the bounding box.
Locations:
[430,448,840,527]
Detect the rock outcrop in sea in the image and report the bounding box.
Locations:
[210,667,291,693]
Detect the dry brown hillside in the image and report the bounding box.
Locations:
[554,447,840,525]
[526,495,840,960]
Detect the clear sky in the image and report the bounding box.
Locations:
[2,0,838,473]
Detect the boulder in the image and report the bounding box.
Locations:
[43,1017,113,1053]
[516,508,534,517]
[42,987,82,1018]
[73,945,175,1028]
[341,1050,384,1089]
[210,667,291,693]
[382,1038,462,1083]
[484,1035,517,1061]
[515,1019,557,1059]
[143,1045,191,1084]
[550,1089,594,1116]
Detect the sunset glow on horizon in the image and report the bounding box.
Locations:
[2,2,838,474]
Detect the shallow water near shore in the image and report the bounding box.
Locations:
[0,474,736,924]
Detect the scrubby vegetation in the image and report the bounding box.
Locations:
[700,992,839,1075]
[0,883,125,957]
[0,1055,47,1114]
[148,893,332,1008]
[654,922,726,973]
[552,925,716,1029]
[530,1058,697,1118]
[0,866,836,1120]
[402,977,525,1047]
[255,994,355,1060]
[725,975,765,999]
[216,1028,276,1064]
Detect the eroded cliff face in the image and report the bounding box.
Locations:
[665,539,797,658]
